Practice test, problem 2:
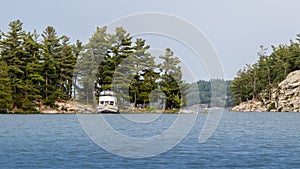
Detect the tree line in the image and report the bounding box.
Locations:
[187,79,233,108]
[76,26,187,110]
[0,20,187,113]
[229,34,300,105]
[0,20,82,113]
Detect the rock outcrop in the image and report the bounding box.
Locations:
[231,100,267,112]
[40,100,95,114]
[232,70,300,112]
[274,70,300,112]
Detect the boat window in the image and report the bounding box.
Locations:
[99,91,115,96]
[100,101,104,104]
[110,101,114,105]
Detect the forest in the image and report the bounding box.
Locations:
[76,26,187,110]
[0,20,81,113]
[229,35,300,105]
[187,80,233,108]
[0,20,188,113]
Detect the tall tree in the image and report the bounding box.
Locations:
[0,20,28,111]
[21,32,44,112]
[78,26,110,104]
[159,48,185,109]
[57,36,78,100]
[105,27,133,104]
[0,61,13,112]
[41,26,61,106]
[230,34,300,105]
[129,38,151,107]
[72,40,82,99]
[132,56,160,107]
[76,49,98,104]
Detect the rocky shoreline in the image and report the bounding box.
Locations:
[5,101,211,114]
[39,100,95,114]
[39,101,204,114]
[232,70,300,112]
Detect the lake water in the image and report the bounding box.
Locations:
[0,112,300,168]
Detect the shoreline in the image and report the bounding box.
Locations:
[1,107,229,114]
[3,109,300,114]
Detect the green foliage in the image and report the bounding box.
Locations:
[159,48,186,109]
[187,80,232,107]
[0,20,188,112]
[78,27,187,110]
[77,26,110,104]
[0,20,32,112]
[230,36,300,105]
[0,20,80,112]
[40,26,79,106]
[0,61,13,112]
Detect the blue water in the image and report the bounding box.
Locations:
[0,112,300,169]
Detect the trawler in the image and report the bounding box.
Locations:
[96,91,119,113]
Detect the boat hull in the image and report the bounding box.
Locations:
[96,107,119,114]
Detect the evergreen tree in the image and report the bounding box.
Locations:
[72,40,83,99]
[230,34,300,105]
[0,20,44,112]
[0,20,30,112]
[106,27,134,104]
[129,38,151,107]
[76,49,98,104]
[159,48,185,109]
[133,57,160,107]
[0,61,13,112]
[0,20,82,112]
[41,26,61,106]
[87,26,112,92]
[78,26,110,104]
[21,32,44,112]
[58,36,78,99]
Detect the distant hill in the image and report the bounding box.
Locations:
[187,80,233,108]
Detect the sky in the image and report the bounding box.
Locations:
[1,0,300,80]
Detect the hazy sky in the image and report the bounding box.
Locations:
[1,0,300,80]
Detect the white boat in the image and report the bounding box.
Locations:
[97,91,119,113]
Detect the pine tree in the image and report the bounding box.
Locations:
[159,48,185,109]
[21,32,44,112]
[85,26,111,92]
[0,20,82,112]
[0,20,44,112]
[129,38,151,107]
[57,36,78,100]
[105,27,134,104]
[0,20,28,111]
[76,49,97,104]
[78,26,109,104]
[72,40,82,99]
[229,43,296,105]
[41,26,61,106]
[0,61,13,113]
[136,68,160,106]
